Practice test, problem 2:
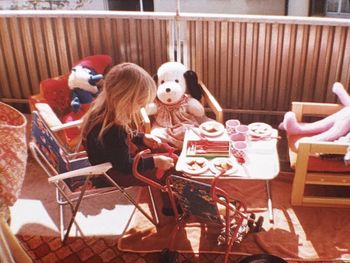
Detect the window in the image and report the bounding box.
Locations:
[326,0,350,17]
[310,0,350,17]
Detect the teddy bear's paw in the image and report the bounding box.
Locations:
[71,97,81,112]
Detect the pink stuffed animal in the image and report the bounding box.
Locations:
[280,82,350,142]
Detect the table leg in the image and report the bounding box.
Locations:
[266,180,274,223]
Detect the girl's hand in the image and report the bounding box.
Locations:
[143,134,161,150]
[153,155,174,171]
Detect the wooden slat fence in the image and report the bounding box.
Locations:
[0,11,173,104]
[181,14,350,122]
[1,11,350,122]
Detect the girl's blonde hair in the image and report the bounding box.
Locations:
[81,62,156,142]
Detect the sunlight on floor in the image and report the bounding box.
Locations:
[69,203,136,236]
[10,199,58,234]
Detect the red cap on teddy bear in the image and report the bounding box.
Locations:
[75,54,112,74]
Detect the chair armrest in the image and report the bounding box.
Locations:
[48,162,112,183]
[35,103,63,128]
[200,82,223,123]
[298,139,349,155]
[140,107,151,134]
[292,102,343,122]
[51,119,82,132]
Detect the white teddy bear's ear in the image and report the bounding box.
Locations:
[145,102,157,115]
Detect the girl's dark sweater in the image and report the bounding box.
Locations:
[84,123,155,174]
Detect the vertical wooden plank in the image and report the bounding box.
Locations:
[19,17,40,95]
[195,20,203,79]
[89,18,102,55]
[231,22,241,108]
[31,17,49,81]
[8,17,29,98]
[339,27,350,90]
[114,19,126,62]
[127,18,138,63]
[0,17,12,98]
[303,25,321,102]
[64,17,80,65]
[319,26,335,102]
[76,17,90,58]
[141,19,151,72]
[54,17,70,74]
[167,19,175,63]
[265,23,278,110]
[201,21,208,85]
[325,26,345,102]
[238,22,246,109]
[290,24,308,101]
[207,20,216,95]
[226,21,234,109]
[153,19,163,67]
[219,21,229,106]
[242,22,254,109]
[250,22,260,109]
[273,24,284,111]
[279,24,293,110]
[254,23,265,110]
[42,17,59,77]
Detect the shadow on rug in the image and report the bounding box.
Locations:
[118,173,350,262]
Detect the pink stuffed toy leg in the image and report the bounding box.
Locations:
[280,82,350,142]
[282,111,334,135]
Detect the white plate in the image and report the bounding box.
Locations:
[209,157,238,175]
[248,122,272,138]
[199,121,225,137]
[182,157,209,175]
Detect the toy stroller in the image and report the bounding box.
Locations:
[164,171,264,263]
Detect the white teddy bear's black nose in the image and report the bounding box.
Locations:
[166,88,171,93]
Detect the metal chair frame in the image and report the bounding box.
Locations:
[30,111,161,243]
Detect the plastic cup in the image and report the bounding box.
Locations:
[235,124,249,141]
[230,132,246,142]
[225,119,240,135]
[231,141,248,164]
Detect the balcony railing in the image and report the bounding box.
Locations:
[1,10,350,122]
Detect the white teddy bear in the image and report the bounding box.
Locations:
[145,61,209,149]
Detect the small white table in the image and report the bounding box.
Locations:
[176,128,280,223]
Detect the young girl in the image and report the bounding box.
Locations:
[81,62,176,215]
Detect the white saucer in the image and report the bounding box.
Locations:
[182,157,209,175]
[248,122,272,138]
[209,157,238,175]
[199,121,225,137]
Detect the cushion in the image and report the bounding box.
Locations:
[288,135,350,172]
[40,74,71,116]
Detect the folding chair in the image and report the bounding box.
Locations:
[29,111,161,243]
[286,101,350,206]
[165,173,263,263]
